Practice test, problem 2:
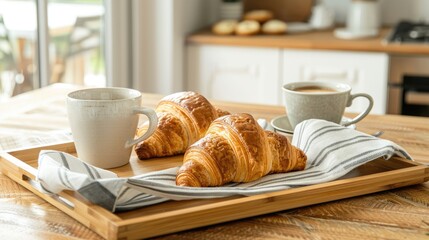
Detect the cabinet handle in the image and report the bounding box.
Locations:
[303,67,357,83]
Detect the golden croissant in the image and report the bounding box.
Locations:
[135,91,229,159]
[176,113,307,187]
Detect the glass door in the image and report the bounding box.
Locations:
[0,0,37,100]
[0,0,105,102]
[48,0,105,87]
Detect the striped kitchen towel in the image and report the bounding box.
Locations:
[37,119,412,212]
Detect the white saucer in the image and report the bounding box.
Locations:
[270,115,356,135]
[271,116,295,135]
[333,28,378,40]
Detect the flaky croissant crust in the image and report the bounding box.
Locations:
[176,113,307,187]
[135,91,229,159]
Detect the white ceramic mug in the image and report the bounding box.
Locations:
[283,81,373,130]
[67,88,158,169]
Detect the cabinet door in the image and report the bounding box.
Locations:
[187,45,281,105]
[282,49,389,114]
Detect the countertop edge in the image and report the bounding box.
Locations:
[186,27,429,56]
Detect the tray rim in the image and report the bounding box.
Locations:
[1,142,428,240]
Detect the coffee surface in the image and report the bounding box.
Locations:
[294,86,337,93]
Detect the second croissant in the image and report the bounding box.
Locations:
[135,91,229,160]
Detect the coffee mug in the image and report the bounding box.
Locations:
[282,81,373,129]
[67,88,158,169]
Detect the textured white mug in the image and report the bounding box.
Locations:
[67,88,158,168]
[283,81,373,130]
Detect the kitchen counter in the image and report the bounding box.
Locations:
[0,84,429,239]
[187,27,429,55]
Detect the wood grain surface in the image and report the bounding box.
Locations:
[187,28,429,56]
[1,84,429,239]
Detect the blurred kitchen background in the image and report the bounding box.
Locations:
[0,0,429,116]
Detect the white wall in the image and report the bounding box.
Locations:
[183,0,219,32]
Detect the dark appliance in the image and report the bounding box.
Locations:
[388,56,429,117]
[386,21,429,117]
[386,20,429,44]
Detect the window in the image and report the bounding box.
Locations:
[0,0,105,101]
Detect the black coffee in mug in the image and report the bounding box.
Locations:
[294,86,338,93]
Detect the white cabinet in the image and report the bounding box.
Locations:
[282,49,389,114]
[186,45,389,114]
[187,45,281,105]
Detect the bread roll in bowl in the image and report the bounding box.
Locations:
[262,19,287,35]
[212,19,238,35]
[243,10,274,23]
[235,20,261,36]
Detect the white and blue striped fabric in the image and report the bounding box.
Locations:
[36,119,412,212]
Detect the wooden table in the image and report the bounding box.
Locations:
[1,84,428,239]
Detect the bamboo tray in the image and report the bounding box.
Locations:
[1,142,428,240]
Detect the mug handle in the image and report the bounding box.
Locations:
[342,93,374,127]
[125,107,158,148]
